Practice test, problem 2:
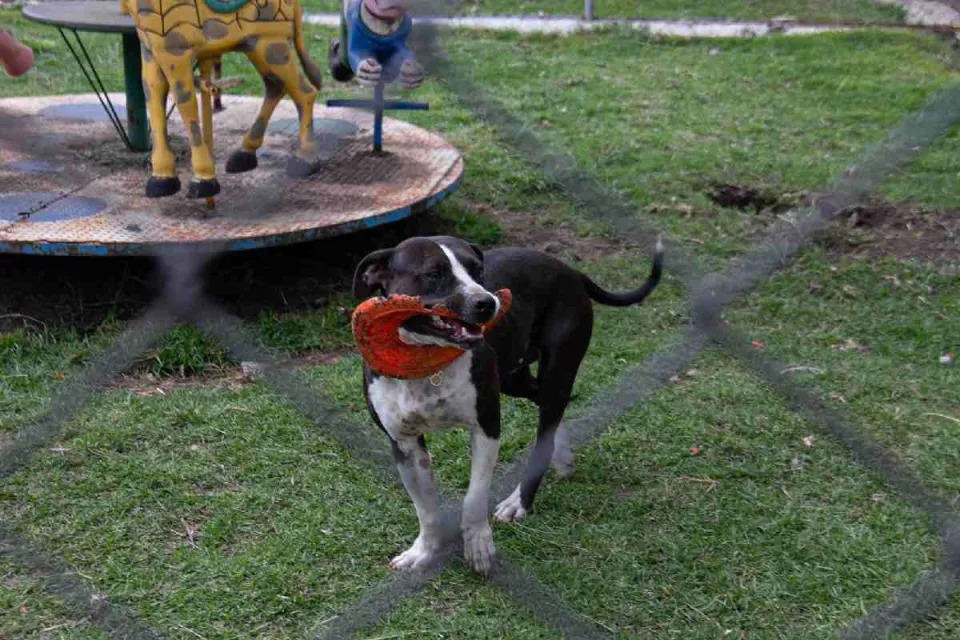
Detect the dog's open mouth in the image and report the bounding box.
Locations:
[401,314,484,347]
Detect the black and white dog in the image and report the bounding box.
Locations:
[353,236,662,574]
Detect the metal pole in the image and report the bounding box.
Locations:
[584,0,594,21]
[121,32,150,151]
[373,80,385,153]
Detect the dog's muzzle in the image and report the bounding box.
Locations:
[464,292,498,325]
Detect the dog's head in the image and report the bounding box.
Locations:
[353,236,500,348]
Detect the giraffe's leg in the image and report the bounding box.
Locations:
[285,67,322,177]
[225,53,285,174]
[165,54,219,199]
[198,58,215,155]
[141,52,180,198]
[212,58,225,112]
[247,37,322,178]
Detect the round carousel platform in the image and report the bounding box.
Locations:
[0,94,463,256]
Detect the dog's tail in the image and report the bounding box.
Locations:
[582,236,663,307]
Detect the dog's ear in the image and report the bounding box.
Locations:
[353,248,395,298]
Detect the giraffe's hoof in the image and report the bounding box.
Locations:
[226,149,258,173]
[186,178,221,199]
[145,176,181,198]
[286,154,324,178]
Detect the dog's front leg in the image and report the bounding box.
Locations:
[462,427,500,575]
[390,436,443,571]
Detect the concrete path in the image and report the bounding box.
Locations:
[16,0,960,37]
[304,1,960,38]
[304,12,852,37]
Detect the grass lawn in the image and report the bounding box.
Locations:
[2,5,960,639]
[297,0,906,22]
[0,564,110,639]
[726,251,960,499]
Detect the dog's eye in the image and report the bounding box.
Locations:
[424,267,444,281]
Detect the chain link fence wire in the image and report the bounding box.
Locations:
[841,522,960,639]
[192,300,401,484]
[1,6,960,638]
[0,306,175,478]
[0,526,164,640]
[710,321,960,639]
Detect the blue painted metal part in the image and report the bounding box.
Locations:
[324,99,429,110]
[1,159,65,174]
[326,81,428,153]
[0,193,107,222]
[38,102,128,123]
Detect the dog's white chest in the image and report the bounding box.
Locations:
[368,353,478,439]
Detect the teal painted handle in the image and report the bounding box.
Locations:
[202,0,252,13]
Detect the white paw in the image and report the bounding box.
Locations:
[389,535,438,571]
[494,486,528,523]
[463,523,496,575]
[357,58,382,86]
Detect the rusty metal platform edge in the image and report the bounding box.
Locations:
[0,163,462,257]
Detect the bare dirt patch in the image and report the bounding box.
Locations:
[708,183,782,212]
[112,347,350,395]
[822,200,960,266]
[460,198,642,263]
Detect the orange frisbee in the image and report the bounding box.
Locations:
[352,289,512,379]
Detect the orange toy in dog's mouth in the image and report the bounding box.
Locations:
[352,289,512,379]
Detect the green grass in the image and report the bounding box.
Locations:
[255,301,354,353]
[298,0,905,22]
[726,249,960,498]
[0,344,942,638]
[148,325,233,378]
[0,384,413,638]
[905,595,960,639]
[2,6,960,639]
[0,325,117,433]
[0,565,110,639]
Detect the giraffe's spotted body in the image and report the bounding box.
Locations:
[121,0,325,199]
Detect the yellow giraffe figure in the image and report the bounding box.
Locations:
[120,0,325,199]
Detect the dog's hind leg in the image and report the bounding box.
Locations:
[495,349,583,522]
[389,435,443,571]
[500,365,539,402]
